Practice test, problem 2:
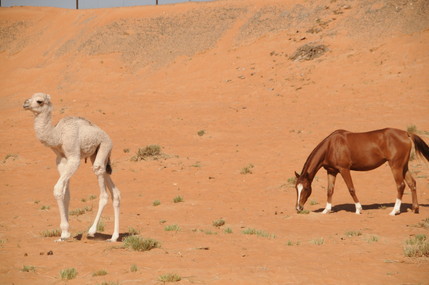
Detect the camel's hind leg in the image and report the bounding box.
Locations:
[105,174,121,241]
[88,141,120,241]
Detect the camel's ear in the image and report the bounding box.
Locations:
[45,94,51,103]
[295,171,300,179]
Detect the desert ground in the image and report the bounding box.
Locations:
[1,0,429,284]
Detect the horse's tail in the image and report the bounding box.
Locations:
[410,134,429,162]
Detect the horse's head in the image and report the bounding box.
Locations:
[295,171,312,212]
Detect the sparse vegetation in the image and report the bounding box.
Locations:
[345,231,362,237]
[159,273,182,283]
[173,196,184,203]
[309,200,319,206]
[40,205,50,210]
[40,229,61,238]
[224,227,233,234]
[164,224,181,232]
[197,130,206,136]
[21,265,36,272]
[2,153,18,163]
[128,227,139,236]
[407,125,417,134]
[240,164,254,174]
[131,145,161,161]
[368,235,379,243]
[130,264,138,272]
[416,217,429,229]
[153,200,161,206]
[60,268,78,280]
[69,206,92,216]
[123,236,160,252]
[298,210,310,214]
[287,240,300,246]
[97,219,105,232]
[287,176,297,186]
[92,270,108,277]
[242,228,275,238]
[212,219,225,227]
[311,238,325,245]
[403,234,429,257]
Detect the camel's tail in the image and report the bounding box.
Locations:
[106,157,112,175]
[411,134,429,162]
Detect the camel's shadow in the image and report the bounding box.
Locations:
[314,202,429,214]
[74,232,132,242]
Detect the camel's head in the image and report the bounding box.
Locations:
[23,93,52,115]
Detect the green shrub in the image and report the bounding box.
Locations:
[60,268,77,280]
[123,236,160,252]
[404,234,429,257]
[159,273,181,282]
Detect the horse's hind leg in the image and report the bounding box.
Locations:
[405,170,419,213]
[389,165,406,216]
[339,168,362,214]
[323,172,337,214]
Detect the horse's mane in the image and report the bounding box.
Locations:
[300,130,344,177]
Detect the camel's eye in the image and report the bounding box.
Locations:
[36,100,44,105]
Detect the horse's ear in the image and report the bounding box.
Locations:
[295,171,300,179]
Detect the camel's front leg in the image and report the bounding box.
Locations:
[54,156,80,241]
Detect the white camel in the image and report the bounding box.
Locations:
[23,93,121,242]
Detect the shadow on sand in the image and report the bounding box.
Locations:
[314,202,429,214]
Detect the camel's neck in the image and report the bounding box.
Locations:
[300,140,327,182]
[33,109,59,147]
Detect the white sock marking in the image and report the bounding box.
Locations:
[297,184,303,211]
[355,202,362,214]
[389,198,401,216]
[322,203,332,214]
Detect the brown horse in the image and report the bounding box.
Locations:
[295,128,429,215]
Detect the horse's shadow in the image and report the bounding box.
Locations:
[314,202,429,214]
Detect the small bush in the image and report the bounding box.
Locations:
[404,234,429,257]
[242,228,275,238]
[297,210,310,214]
[407,125,417,134]
[212,219,225,227]
[345,231,362,237]
[159,273,182,282]
[92,270,107,277]
[21,265,36,272]
[240,164,254,174]
[40,229,61,238]
[60,268,78,280]
[130,264,138,272]
[128,227,139,236]
[287,240,300,246]
[69,206,92,216]
[368,235,379,243]
[97,219,105,232]
[164,224,181,232]
[123,236,160,252]
[40,205,50,210]
[153,200,161,206]
[311,238,325,245]
[197,130,206,136]
[224,227,233,234]
[173,196,184,203]
[131,145,161,161]
[417,218,429,229]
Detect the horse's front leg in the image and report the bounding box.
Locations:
[323,172,337,214]
[339,168,362,214]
